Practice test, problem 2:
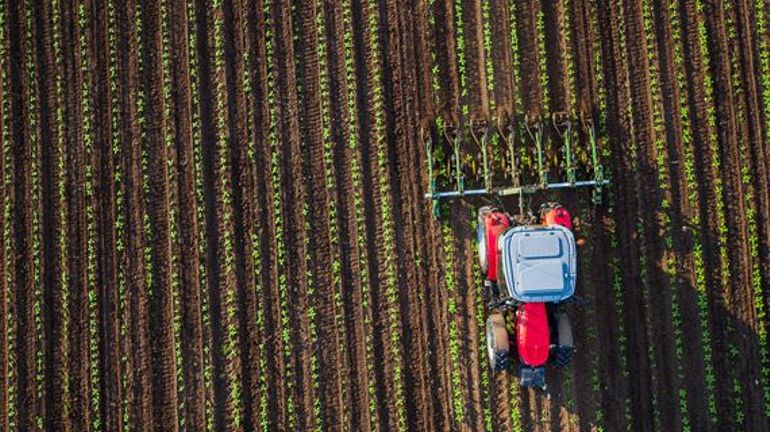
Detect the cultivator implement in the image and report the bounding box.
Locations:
[424,113,609,216]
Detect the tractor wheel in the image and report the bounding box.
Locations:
[486,312,511,372]
[552,311,573,367]
[477,206,495,272]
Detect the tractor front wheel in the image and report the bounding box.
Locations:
[486,312,511,372]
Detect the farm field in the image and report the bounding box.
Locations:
[0,0,769,430]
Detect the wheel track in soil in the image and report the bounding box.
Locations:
[650,0,714,428]
[116,0,155,428]
[90,2,123,429]
[567,0,602,427]
[515,0,543,119]
[294,1,346,429]
[623,0,683,428]
[702,1,756,428]
[377,0,431,429]
[542,2,571,429]
[322,0,373,428]
[0,16,8,432]
[488,0,515,120]
[168,0,206,429]
[33,0,67,429]
[221,0,263,429]
[193,0,235,428]
[433,0,461,126]
[596,0,644,429]
[730,2,770,427]
[350,0,401,429]
[245,0,287,429]
[271,0,317,427]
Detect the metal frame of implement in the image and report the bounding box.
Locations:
[424,114,610,215]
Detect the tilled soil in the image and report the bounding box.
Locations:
[1,0,769,431]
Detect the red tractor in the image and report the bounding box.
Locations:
[478,203,577,388]
[423,115,608,388]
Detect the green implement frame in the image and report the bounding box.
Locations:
[424,114,609,216]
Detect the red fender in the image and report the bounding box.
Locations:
[542,206,572,230]
[484,211,510,281]
[516,303,550,367]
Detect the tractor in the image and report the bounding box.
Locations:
[424,113,608,389]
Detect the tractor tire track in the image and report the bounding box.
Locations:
[90,1,124,429]
[140,0,180,428]
[596,0,645,429]
[221,0,263,429]
[168,0,206,429]
[193,0,235,428]
[542,0,570,113]
[730,3,770,427]
[515,0,543,118]
[116,0,155,428]
[622,0,682,428]
[7,0,39,428]
[567,0,602,427]
[489,0,515,120]
[294,1,345,429]
[702,1,755,428]
[377,0,432,429]
[33,0,67,428]
[433,0,461,125]
[322,0,373,428]
[245,0,287,429]
[271,0,317,427]
[650,0,712,428]
[677,0,732,426]
[461,0,489,120]
[350,0,401,428]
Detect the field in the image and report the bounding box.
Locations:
[1,0,769,430]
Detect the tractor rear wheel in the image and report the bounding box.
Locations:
[552,311,573,367]
[486,312,511,372]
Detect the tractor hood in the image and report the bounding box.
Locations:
[498,225,576,303]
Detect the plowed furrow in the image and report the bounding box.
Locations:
[322,0,372,428]
[271,0,317,428]
[90,1,123,429]
[461,0,489,119]
[569,0,597,117]
[34,0,67,428]
[650,0,712,428]
[677,0,726,427]
[168,0,206,429]
[731,3,770,426]
[542,0,570,113]
[433,0,461,124]
[295,1,345,429]
[489,0,515,120]
[7,0,38,427]
[140,0,179,428]
[409,0,434,126]
[350,0,400,428]
[245,0,287,429]
[378,0,432,429]
[194,1,234,429]
[702,1,754,427]
[623,0,682,428]
[221,0,262,428]
[596,0,640,429]
[515,0,543,117]
[116,0,154,428]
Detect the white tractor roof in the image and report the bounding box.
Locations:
[499,225,576,303]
